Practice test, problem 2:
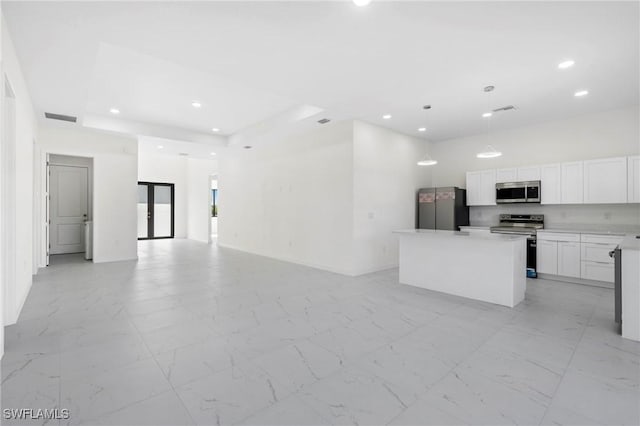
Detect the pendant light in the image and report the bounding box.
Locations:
[417,105,437,166]
[417,155,438,166]
[477,86,502,159]
[477,145,502,158]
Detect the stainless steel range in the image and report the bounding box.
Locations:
[490,214,544,278]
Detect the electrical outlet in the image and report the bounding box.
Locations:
[604,212,612,220]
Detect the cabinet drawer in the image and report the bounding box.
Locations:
[581,261,614,283]
[581,243,616,264]
[580,234,625,245]
[537,232,580,242]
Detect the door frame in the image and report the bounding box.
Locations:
[138,181,175,240]
[48,163,90,255]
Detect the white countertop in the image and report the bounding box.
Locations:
[620,234,640,250]
[540,225,640,236]
[394,229,527,241]
[466,224,640,236]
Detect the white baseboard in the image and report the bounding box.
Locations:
[536,273,613,289]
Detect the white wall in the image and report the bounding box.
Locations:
[218,120,355,274]
[1,2,4,357]
[431,106,639,186]
[138,153,188,238]
[137,152,218,242]
[187,158,218,243]
[352,121,432,274]
[37,126,138,264]
[1,13,37,330]
[219,120,433,275]
[430,106,640,227]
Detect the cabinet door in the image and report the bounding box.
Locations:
[583,157,627,204]
[628,156,640,203]
[558,241,581,278]
[481,169,497,205]
[466,171,482,206]
[517,166,541,181]
[496,168,517,183]
[540,164,561,204]
[537,240,558,275]
[581,262,615,283]
[561,162,584,204]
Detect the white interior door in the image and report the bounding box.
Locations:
[50,165,88,254]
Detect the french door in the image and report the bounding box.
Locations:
[137,182,175,239]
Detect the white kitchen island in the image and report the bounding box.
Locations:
[394,229,527,308]
[621,234,640,342]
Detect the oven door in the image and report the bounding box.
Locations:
[496,183,526,203]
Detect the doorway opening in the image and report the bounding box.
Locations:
[209,175,218,242]
[138,182,175,239]
[47,154,94,265]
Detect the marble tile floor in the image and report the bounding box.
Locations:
[1,239,639,426]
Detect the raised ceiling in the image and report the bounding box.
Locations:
[3,1,639,142]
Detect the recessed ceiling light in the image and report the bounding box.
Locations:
[157,145,163,149]
[191,101,202,108]
[574,90,589,97]
[210,152,216,156]
[417,159,438,166]
[558,60,575,69]
[353,0,371,6]
[418,127,426,132]
[244,146,252,149]
[211,128,220,132]
[382,114,392,119]
[109,108,120,114]
[482,112,492,118]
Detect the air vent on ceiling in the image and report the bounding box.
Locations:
[178,153,189,156]
[492,105,516,113]
[317,118,331,124]
[44,112,77,123]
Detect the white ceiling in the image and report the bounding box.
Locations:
[3,1,639,142]
[138,135,223,161]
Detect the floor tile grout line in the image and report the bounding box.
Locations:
[121,306,199,426]
[383,303,521,426]
[536,295,599,426]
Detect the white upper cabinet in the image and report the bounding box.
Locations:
[561,161,584,204]
[465,155,637,206]
[466,169,496,206]
[517,166,541,181]
[583,157,627,204]
[540,164,562,205]
[496,168,517,183]
[628,156,640,203]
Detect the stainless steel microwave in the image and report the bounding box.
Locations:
[496,181,541,204]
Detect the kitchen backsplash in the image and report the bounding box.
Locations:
[470,204,640,228]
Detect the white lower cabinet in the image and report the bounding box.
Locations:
[538,231,624,284]
[579,234,624,283]
[537,232,581,278]
[537,239,558,274]
[581,262,614,283]
[557,241,581,278]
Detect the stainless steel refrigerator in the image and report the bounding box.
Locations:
[417,187,469,231]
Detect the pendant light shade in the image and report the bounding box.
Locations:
[476,145,502,159]
[417,155,438,166]
[416,105,437,166]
